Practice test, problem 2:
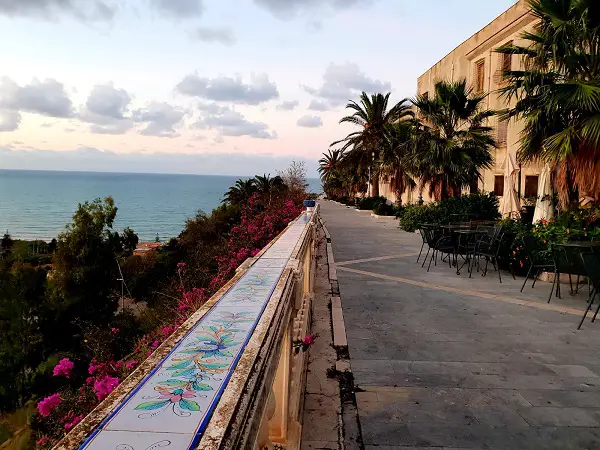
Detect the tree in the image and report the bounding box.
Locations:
[333,92,413,197]
[48,197,121,350]
[379,122,417,205]
[0,262,47,410]
[497,0,600,207]
[121,227,139,256]
[411,80,496,200]
[278,161,308,195]
[223,178,258,205]
[1,231,13,254]
[254,174,287,205]
[48,238,58,253]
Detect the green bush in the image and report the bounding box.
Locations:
[357,196,387,211]
[374,202,397,216]
[398,193,500,232]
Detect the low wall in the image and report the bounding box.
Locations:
[54,205,320,450]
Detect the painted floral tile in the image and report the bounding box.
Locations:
[251,258,288,268]
[82,430,195,450]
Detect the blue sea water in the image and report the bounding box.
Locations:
[0,170,322,241]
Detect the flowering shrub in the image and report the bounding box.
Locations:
[52,358,74,379]
[37,394,62,417]
[31,189,305,448]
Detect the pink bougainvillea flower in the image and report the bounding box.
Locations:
[93,376,119,401]
[53,358,74,378]
[38,393,62,417]
[302,335,315,346]
[111,327,120,334]
[64,414,84,431]
[36,436,50,448]
[125,360,138,370]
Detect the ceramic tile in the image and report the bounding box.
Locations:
[82,214,309,448]
[251,258,288,268]
[82,430,195,450]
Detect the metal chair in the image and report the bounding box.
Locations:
[547,245,589,303]
[417,224,436,263]
[577,253,600,329]
[474,232,515,283]
[422,227,454,272]
[520,235,554,292]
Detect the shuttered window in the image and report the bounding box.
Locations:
[524,175,539,198]
[497,118,508,146]
[494,175,504,197]
[475,59,485,92]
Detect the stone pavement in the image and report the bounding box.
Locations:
[320,200,600,450]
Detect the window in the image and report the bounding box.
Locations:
[497,118,508,146]
[524,175,539,199]
[494,175,504,197]
[475,59,485,92]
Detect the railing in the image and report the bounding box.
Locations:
[54,205,320,450]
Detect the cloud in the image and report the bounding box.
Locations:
[132,102,187,138]
[254,0,374,18]
[276,100,299,111]
[0,110,21,132]
[192,27,235,45]
[79,83,133,134]
[297,115,323,128]
[176,73,279,105]
[0,0,115,21]
[308,99,330,111]
[0,77,74,119]
[303,62,391,108]
[149,0,203,18]
[194,104,276,139]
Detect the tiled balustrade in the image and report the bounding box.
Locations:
[54,205,320,450]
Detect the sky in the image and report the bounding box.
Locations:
[0,0,517,177]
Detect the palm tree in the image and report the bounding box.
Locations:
[332,92,413,197]
[379,122,417,205]
[411,80,496,200]
[254,174,287,205]
[223,178,257,205]
[497,0,600,207]
[318,149,342,183]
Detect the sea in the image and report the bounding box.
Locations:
[0,170,322,241]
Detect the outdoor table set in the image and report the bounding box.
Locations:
[418,223,600,330]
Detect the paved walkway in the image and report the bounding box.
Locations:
[321,201,600,450]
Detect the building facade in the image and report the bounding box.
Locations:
[384,0,542,206]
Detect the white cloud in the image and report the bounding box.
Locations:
[0,110,21,132]
[194,104,276,139]
[176,73,279,105]
[79,83,133,135]
[308,99,330,111]
[303,62,391,107]
[297,115,323,128]
[0,77,74,119]
[0,0,115,21]
[254,0,375,18]
[192,27,236,45]
[149,0,204,18]
[276,100,299,111]
[132,102,187,138]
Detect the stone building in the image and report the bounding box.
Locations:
[383,0,543,206]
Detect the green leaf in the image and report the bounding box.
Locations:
[192,382,213,391]
[179,399,201,411]
[134,400,170,411]
[167,359,192,370]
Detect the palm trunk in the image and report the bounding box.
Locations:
[372,172,380,197]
